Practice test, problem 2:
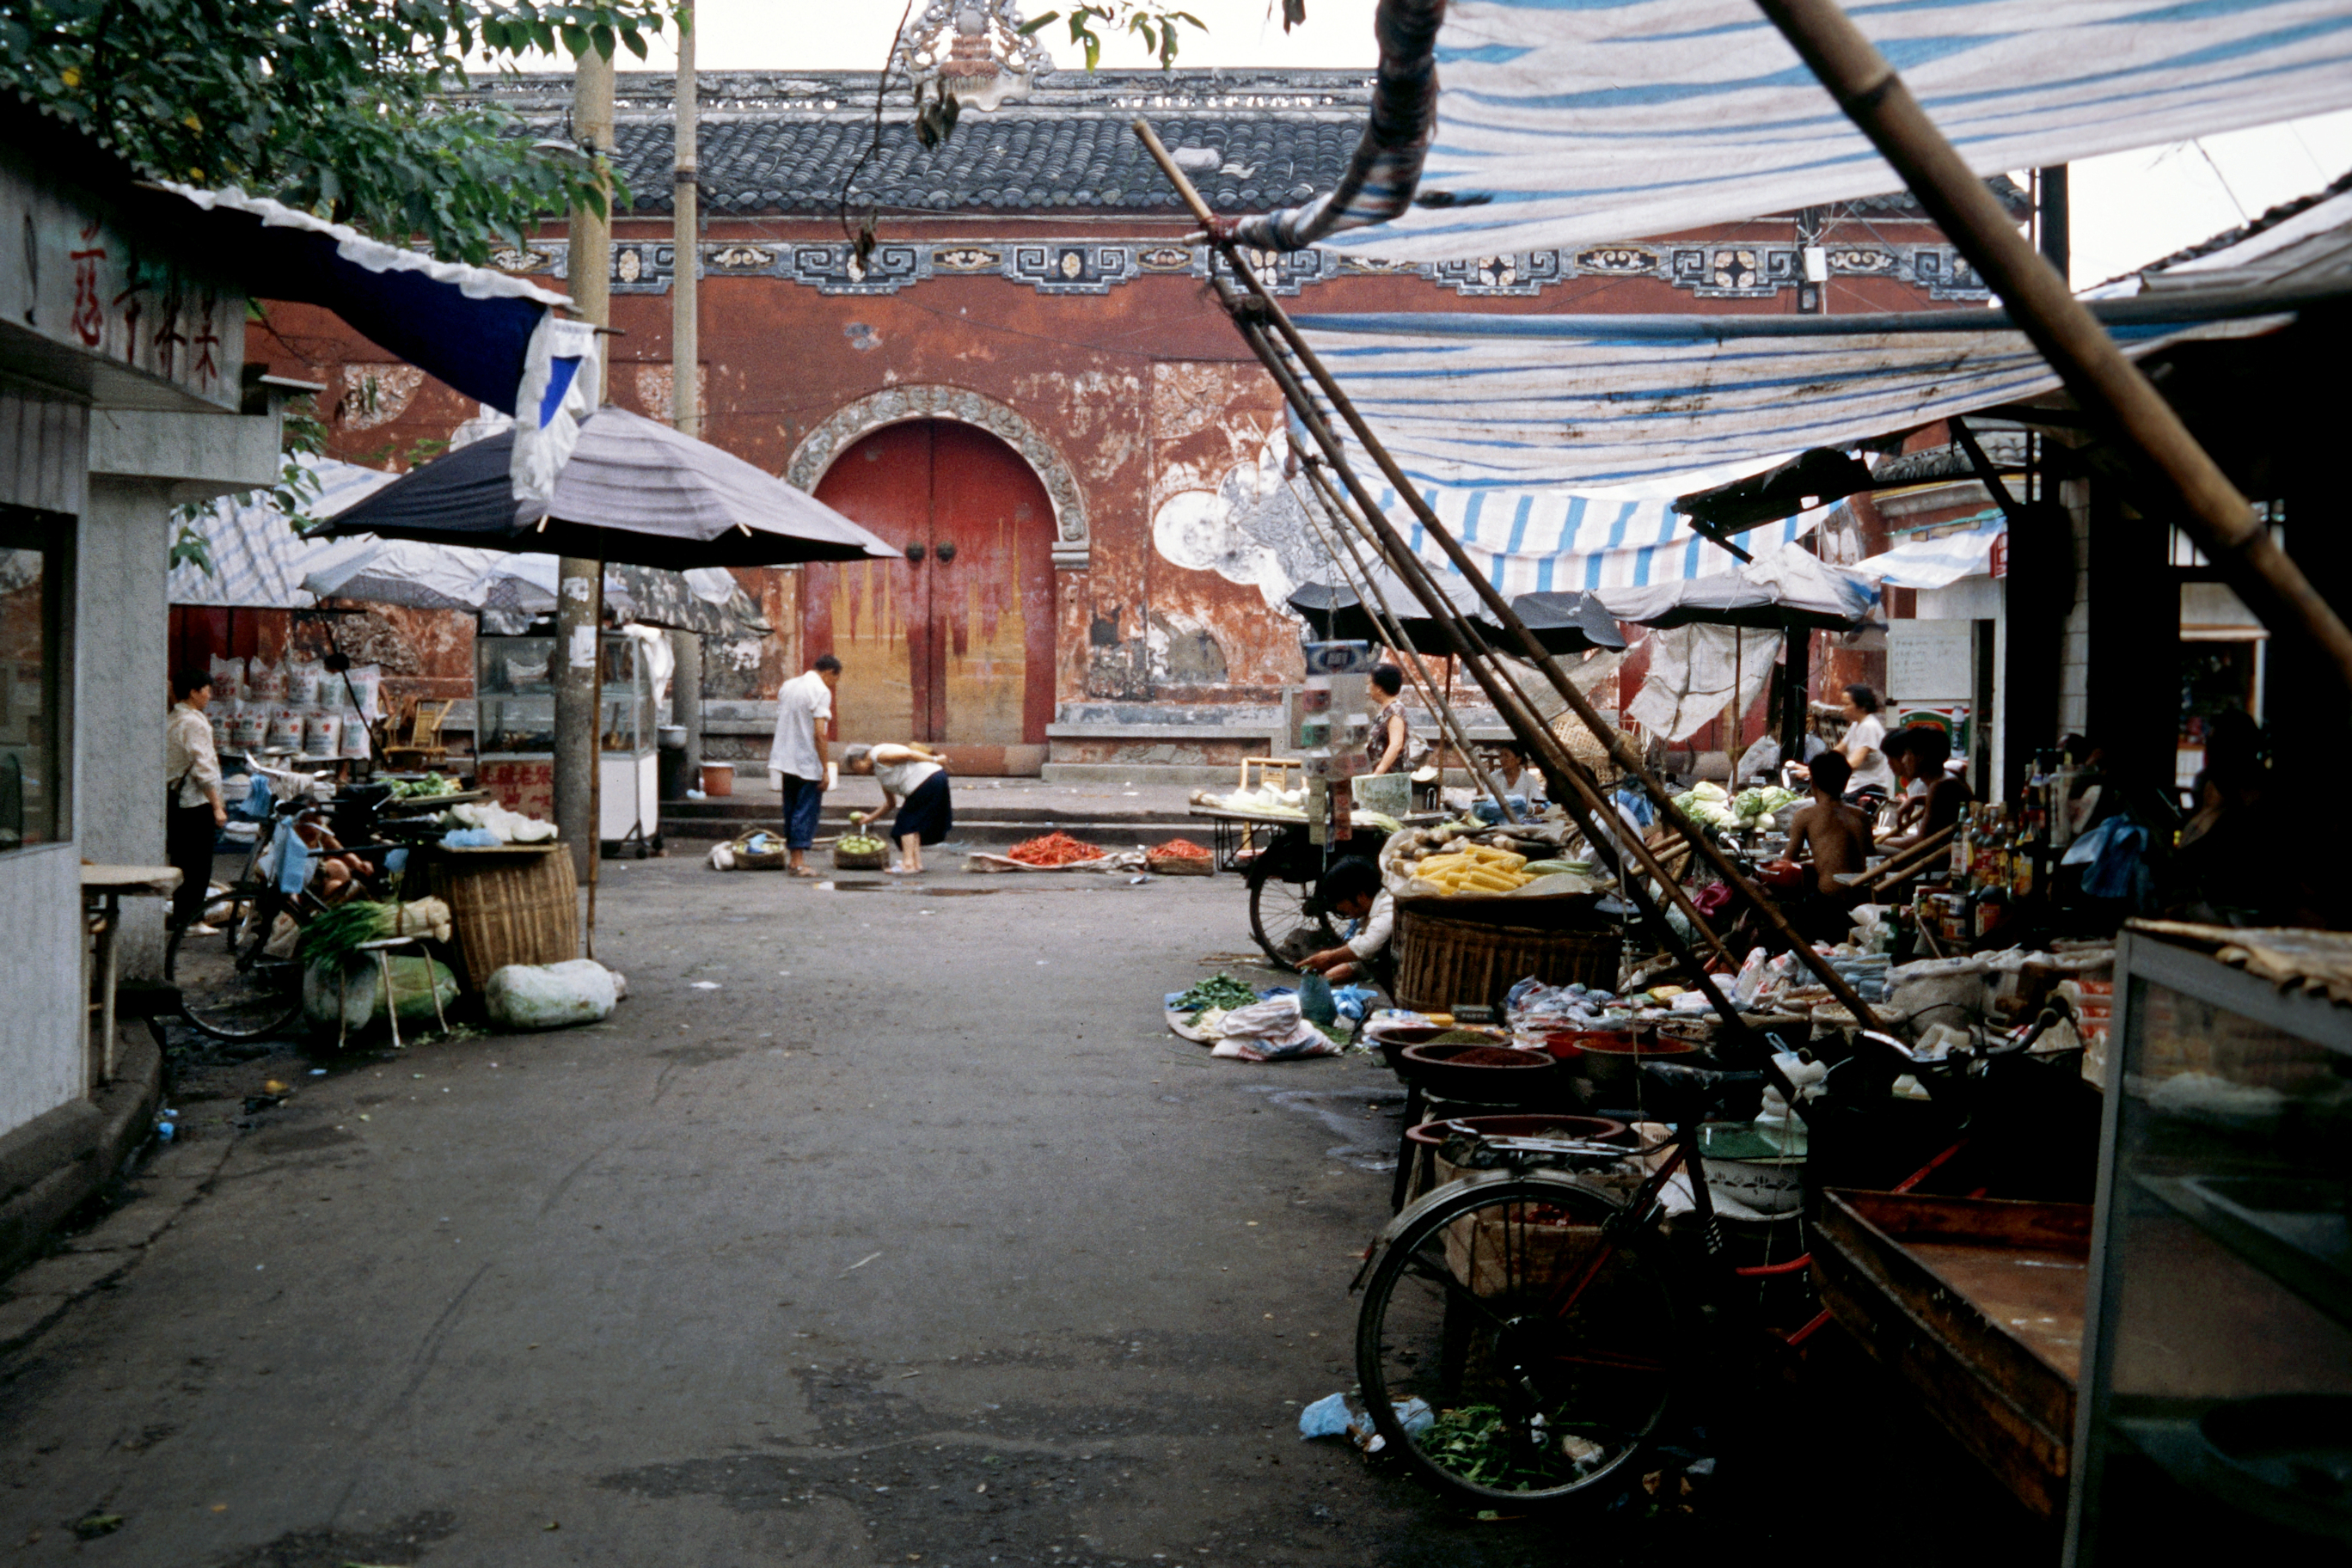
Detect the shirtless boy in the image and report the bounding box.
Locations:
[1784,750,1874,935]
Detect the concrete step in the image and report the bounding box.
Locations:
[1040,763,1243,787]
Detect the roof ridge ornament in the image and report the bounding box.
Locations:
[896,0,1055,113]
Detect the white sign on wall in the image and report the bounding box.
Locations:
[1887,619,1975,701]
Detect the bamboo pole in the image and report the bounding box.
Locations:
[1754,0,2352,694]
[1141,120,1882,1030]
[1228,303,1746,997]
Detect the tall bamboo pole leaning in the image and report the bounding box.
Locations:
[667,2,705,793]
[1234,301,1743,989]
[1754,0,2352,694]
[558,46,616,921]
[1144,126,1881,1026]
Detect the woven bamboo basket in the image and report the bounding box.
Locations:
[833,842,890,871]
[426,844,578,991]
[1393,909,1620,1015]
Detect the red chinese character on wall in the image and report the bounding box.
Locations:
[192,291,222,385]
[69,221,107,347]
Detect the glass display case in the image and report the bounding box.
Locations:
[2066,926,2352,1563]
[475,633,558,758]
[471,630,659,852]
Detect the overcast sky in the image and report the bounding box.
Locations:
[536,0,2352,287]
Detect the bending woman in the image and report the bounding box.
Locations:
[844,743,953,875]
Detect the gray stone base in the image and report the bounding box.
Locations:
[1039,763,1242,787]
[0,1025,162,1286]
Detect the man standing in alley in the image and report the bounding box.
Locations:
[769,653,841,878]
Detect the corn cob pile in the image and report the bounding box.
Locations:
[1412,841,1534,893]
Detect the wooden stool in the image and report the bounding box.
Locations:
[340,936,448,1050]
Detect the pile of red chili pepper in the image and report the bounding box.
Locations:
[1148,837,1211,861]
[1007,830,1109,866]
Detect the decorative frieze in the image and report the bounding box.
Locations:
[530,236,1991,303]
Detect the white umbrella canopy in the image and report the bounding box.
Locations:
[299,536,513,611]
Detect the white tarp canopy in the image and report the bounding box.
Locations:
[1626,626,1785,744]
[1292,309,2283,490]
[299,535,511,611]
[1301,0,2352,261]
[1848,512,2008,590]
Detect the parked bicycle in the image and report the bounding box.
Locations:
[1351,1061,1828,1511]
[165,775,431,1041]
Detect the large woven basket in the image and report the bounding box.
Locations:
[1394,909,1620,1016]
[834,842,889,871]
[426,845,578,990]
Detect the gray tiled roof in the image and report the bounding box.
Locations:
[463,67,2019,225]
[470,69,1369,217]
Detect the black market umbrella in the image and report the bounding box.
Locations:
[1596,548,1877,632]
[1289,574,1625,656]
[320,407,896,569]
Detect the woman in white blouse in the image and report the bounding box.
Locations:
[843,743,953,876]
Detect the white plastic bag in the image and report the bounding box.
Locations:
[485,959,622,1031]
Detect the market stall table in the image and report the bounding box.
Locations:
[83,864,181,1084]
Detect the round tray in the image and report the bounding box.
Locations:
[1396,1042,1559,1104]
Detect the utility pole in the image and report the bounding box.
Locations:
[667,2,705,791]
[555,44,615,885]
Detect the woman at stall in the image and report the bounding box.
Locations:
[165,668,227,933]
[844,743,953,876]
[1365,666,1411,775]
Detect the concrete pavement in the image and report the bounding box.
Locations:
[0,864,2040,1565]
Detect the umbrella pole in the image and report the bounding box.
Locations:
[585,567,603,959]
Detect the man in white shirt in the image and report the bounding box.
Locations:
[768,654,841,877]
[165,667,227,931]
[1839,683,1897,799]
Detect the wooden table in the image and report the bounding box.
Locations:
[82,863,181,1085]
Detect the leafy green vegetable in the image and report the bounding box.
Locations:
[1172,973,1258,1014]
[295,900,396,971]
[1416,1404,1611,1492]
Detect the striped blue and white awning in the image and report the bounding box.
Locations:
[1245,0,2352,261]
[1294,309,2283,490]
[1367,478,1826,593]
[167,456,399,609]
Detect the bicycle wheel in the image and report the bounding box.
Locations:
[1247,869,1334,968]
[1356,1176,1687,1511]
[175,894,305,1041]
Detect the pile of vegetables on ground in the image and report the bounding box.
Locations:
[1169,972,1259,1014]
[1007,830,1110,866]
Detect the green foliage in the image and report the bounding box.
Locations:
[1020,3,1207,70]
[0,1,680,263]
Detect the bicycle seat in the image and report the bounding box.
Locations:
[1639,1062,1766,1123]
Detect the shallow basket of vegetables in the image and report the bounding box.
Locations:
[833,834,890,871]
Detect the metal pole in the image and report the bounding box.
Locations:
[1755,0,2352,694]
[668,9,706,795]
[672,1,699,442]
[1142,121,1881,1027]
[556,46,616,891]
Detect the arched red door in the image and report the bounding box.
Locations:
[805,420,1055,768]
